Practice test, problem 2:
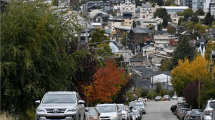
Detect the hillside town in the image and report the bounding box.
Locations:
[1,0,215,119]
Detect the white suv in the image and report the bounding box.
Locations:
[96,103,122,120]
[35,91,85,120]
[201,99,215,120]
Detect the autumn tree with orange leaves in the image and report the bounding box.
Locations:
[88,59,129,103]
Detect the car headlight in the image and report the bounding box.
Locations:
[111,114,117,118]
[36,109,45,112]
[67,108,77,112]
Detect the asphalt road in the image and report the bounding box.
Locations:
[142,100,178,120]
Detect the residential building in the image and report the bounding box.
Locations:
[183,0,192,8]
[137,18,163,30]
[154,34,170,47]
[128,28,153,47]
[204,0,211,12]
[189,38,207,57]
[103,0,111,12]
[120,0,136,17]
[209,0,215,18]
[93,13,110,25]
[130,58,143,66]
[160,6,189,17]
[172,16,183,24]
[114,12,134,27]
[139,2,157,19]
[108,19,124,34]
[192,0,204,11]
[208,29,215,39]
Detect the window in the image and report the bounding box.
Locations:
[129,22,131,24]
[174,19,176,21]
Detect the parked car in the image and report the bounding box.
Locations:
[132,109,141,120]
[178,108,190,120]
[133,103,145,114]
[130,111,137,120]
[189,110,202,120]
[85,107,100,120]
[176,107,189,119]
[155,96,162,101]
[163,95,171,101]
[184,111,192,120]
[35,91,85,120]
[172,95,178,100]
[178,97,184,103]
[174,104,186,115]
[96,103,122,120]
[201,99,215,120]
[170,105,177,113]
[117,104,130,120]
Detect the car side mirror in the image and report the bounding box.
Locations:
[125,108,129,111]
[78,100,85,104]
[85,108,88,112]
[118,109,122,112]
[35,100,40,105]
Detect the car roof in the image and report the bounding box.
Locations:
[46,91,77,94]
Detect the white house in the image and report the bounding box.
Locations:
[120,0,136,16]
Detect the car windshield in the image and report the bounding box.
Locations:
[88,108,98,116]
[178,97,183,100]
[155,96,161,98]
[42,94,76,103]
[164,95,169,97]
[96,105,116,113]
[117,105,125,110]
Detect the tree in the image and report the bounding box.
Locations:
[204,40,215,61]
[176,11,183,16]
[88,59,129,103]
[178,17,184,26]
[152,1,155,7]
[204,12,214,26]
[1,1,81,115]
[138,87,148,97]
[194,8,204,16]
[53,0,59,6]
[153,8,169,19]
[89,28,112,57]
[212,21,215,28]
[194,23,206,33]
[171,55,211,96]
[183,80,200,109]
[169,36,196,70]
[163,0,173,6]
[190,16,199,23]
[183,8,193,20]
[155,82,163,93]
[185,21,195,33]
[121,32,127,46]
[133,20,136,28]
[167,25,176,34]
[163,16,168,28]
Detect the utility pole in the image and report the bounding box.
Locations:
[151,71,154,101]
[211,48,214,81]
[167,75,168,95]
[198,73,200,109]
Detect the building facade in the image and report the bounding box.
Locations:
[120,0,136,16]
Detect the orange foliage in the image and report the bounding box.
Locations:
[88,59,129,103]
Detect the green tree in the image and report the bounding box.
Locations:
[178,17,184,26]
[183,8,193,20]
[169,36,196,70]
[194,23,206,33]
[155,82,163,93]
[1,1,84,115]
[121,32,127,46]
[53,0,59,6]
[190,16,199,23]
[204,12,214,26]
[153,8,169,18]
[163,0,173,6]
[185,21,196,33]
[89,28,112,56]
[152,1,156,7]
[138,87,148,97]
[194,8,204,16]
[163,16,168,28]
[176,11,183,16]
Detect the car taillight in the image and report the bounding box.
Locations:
[190,114,192,117]
[205,110,212,115]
